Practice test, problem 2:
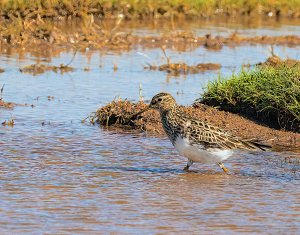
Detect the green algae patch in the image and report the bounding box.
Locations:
[201,61,300,132]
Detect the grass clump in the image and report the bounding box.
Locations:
[87,99,163,134]
[201,64,300,132]
[88,99,145,126]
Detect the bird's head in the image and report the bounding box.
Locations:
[132,92,177,117]
[149,92,176,112]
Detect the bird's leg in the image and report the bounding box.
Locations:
[183,159,193,171]
[217,162,229,174]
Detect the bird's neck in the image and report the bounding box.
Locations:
[159,104,177,118]
[160,104,181,144]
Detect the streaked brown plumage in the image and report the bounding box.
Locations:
[140,92,271,172]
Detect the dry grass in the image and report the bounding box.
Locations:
[87,99,163,134]
[0,1,299,47]
[0,0,299,19]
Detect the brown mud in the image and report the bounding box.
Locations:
[0,99,15,109]
[137,33,300,51]
[90,100,299,150]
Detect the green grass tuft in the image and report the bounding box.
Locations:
[201,65,300,132]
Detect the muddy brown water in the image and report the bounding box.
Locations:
[0,22,300,234]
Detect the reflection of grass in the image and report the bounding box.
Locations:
[19,63,74,75]
[201,65,300,132]
[0,0,299,19]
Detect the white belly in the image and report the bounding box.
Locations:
[174,137,233,163]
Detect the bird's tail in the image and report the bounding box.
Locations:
[241,139,272,151]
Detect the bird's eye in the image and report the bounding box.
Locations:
[158,98,162,101]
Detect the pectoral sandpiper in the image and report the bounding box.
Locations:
[135,92,271,173]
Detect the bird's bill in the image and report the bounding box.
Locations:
[132,105,150,117]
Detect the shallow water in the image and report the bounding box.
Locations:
[0,23,300,234]
[113,17,300,37]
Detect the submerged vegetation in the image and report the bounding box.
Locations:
[144,47,220,76]
[201,59,300,132]
[144,62,221,76]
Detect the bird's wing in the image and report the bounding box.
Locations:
[185,119,267,151]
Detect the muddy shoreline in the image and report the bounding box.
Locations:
[90,100,299,150]
[0,99,15,109]
[1,27,300,51]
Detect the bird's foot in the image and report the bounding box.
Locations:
[183,159,194,172]
[183,165,190,171]
[217,162,230,174]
